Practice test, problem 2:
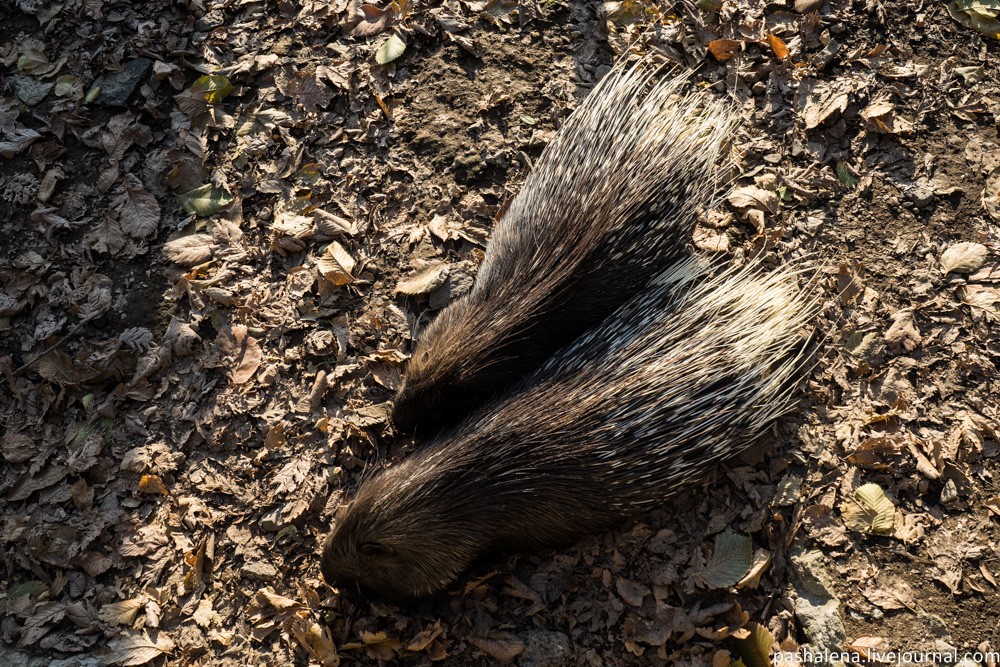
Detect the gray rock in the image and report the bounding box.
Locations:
[242,560,279,581]
[96,58,153,107]
[789,543,847,667]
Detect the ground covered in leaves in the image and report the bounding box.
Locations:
[2,0,999,665]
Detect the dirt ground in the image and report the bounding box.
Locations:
[1,0,999,665]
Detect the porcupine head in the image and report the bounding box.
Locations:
[320,451,484,599]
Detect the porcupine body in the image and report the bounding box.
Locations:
[391,62,737,434]
[322,257,822,598]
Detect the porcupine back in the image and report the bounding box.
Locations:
[322,256,823,598]
[392,62,738,434]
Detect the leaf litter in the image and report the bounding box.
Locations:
[1,0,999,665]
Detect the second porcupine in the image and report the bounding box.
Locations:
[392,61,737,433]
[322,256,822,598]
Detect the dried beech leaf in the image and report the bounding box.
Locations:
[163,234,214,266]
[940,241,988,274]
[708,39,742,62]
[289,616,341,667]
[97,598,147,627]
[468,632,525,662]
[217,325,262,384]
[395,263,449,295]
[119,174,161,239]
[958,285,1000,318]
[842,483,895,535]
[375,34,406,64]
[317,241,356,286]
[695,530,753,589]
[104,629,174,666]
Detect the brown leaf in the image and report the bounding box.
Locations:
[217,325,262,384]
[767,34,789,60]
[103,629,174,666]
[163,234,214,266]
[883,310,921,351]
[940,241,988,274]
[138,474,169,495]
[119,174,161,239]
[708,39,742,62]
[468,632,525,662]
[97,598,147,627]
[317,241,356,286]
[395,262,449,295]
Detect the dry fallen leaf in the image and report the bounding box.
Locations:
[767,34,789,60]
[940,241,988,274]
[317,241,356,286]
[395,262,450,295]
[217,325,263,384]
[708,39,742,62]
[468,632,525,662]
[163,234,214,266]
[842,483,896,535]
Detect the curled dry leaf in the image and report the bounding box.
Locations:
[163,234,214,266]
[860,99,914,134]
[796,78,852,129]
[138,474,169,495]
[395,262,450,295]
[727,185,779,213]
[708,39,742,62]
[883,309,921,351]
[289,616,340,667]
[317,241,356,286]
[940,241,988,274]
[736,549,773,590]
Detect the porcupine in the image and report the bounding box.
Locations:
[322,256,822,598]
[391,61,738,433]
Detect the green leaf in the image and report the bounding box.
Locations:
[177,184,233,217]
[836,161,858,189]
[376,34,406,65]
[190,74,234,104]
